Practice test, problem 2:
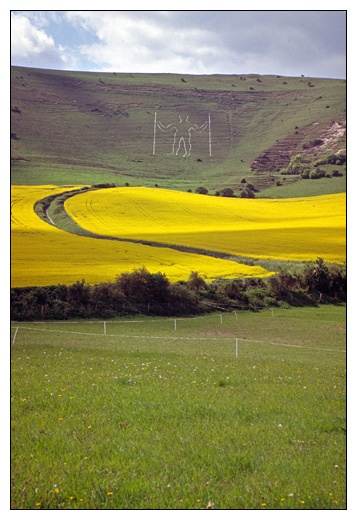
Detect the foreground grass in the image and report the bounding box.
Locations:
[11,307,346,509]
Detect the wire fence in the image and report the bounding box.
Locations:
[11,309,346,356]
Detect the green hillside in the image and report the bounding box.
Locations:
[11,66,346,197]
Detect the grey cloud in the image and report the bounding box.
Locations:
[151,10,346,77]
[11,10,346,78]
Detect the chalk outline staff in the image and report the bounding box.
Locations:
[153,113,210,157]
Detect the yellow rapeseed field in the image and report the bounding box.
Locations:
[65,187,346,264]
[11,186,271,288]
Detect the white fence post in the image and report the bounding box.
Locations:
[12,327,19,345]
[153,112,157,155]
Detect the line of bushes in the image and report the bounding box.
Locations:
[279,153,346,180]
[11,259,346,321]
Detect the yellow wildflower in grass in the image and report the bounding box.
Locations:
[11,185,272,287]
[66,187,346,264]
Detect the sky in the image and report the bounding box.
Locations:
[10,9,347,79]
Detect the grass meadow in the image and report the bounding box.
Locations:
[11,306,346,510]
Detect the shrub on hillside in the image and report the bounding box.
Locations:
[92,183,116,189]
[215,279,250,307]
[116,267,170,313]
[286,154,311,175]
[316,153,346,166]
[244,288,276,309]
[240,188,255,198]
[187,271,208,293]
[167,283,202,315]
[301,258,345,300]
[220,187,235,197]
[302,138,323,149]
[195,186,209,195]
[300,169,310,179]
[310,167,326,179]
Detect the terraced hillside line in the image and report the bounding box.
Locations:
[250,119,346,173]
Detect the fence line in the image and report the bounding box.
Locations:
[20,312,236,326]
[10,325,346,353]
[12,306,345,328]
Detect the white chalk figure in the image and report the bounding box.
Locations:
[153,114,211,157]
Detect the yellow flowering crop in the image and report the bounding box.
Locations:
[11,186,270,287]
[65,187,346,264]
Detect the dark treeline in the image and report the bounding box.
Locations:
[11,259,346,321]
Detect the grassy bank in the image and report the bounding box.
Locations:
[11,306,346,509]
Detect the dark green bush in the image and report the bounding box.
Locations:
[240,188,255,198]
[195,186,208,195]
[221,187,235,197]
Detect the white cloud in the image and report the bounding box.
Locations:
[10,10,346,78]
[11,13,71,69]
[65,11,226,73]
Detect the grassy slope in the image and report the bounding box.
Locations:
[11,67,346,197]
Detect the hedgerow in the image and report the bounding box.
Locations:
[11,260,346,321]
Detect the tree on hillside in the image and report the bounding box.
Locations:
[302,258,331,299]
[187,271,207,292]
[221,187,235,197]
[240,188,255,198]
[195,186,208,195]
[116,267,170,313]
